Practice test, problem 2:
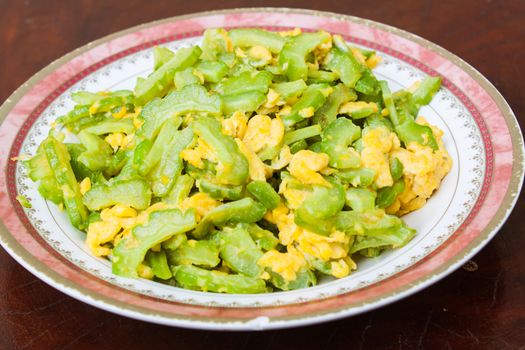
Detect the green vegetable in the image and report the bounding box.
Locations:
[173,265,267,294]
[380,80,438,150]
[135,46,202,105]
[217,225,263,277]
[312,83,356,128]
[43,137,89,229]
[345,187,376,212]
[279,31,331,81]
[197,179,243,200]
[229,28,285,53]
[281,84,329,127]
[169,239,220,268]
[83,179,151,210]
[113,208,196,278]
[193,115,249,186]
[320,118,361,169]
[324,47,362,88]
[376,179,405,208]
[246,181,280,210]
[194,198,266,238]
[151,127,194,197]
[153,46,175,70]
[146,250,172,280]
[139,83,221,140]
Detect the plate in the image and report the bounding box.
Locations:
[0,8,523,330]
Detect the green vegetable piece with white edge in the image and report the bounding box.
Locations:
[134,46,202,105]
[77,131,113,171]
[307,69,339,83]
[201,28,231,60]
[320,118,361,169]
[390,157,404,181]
[174,68,201,90]
[216,70,272,95]
[345,187,376,212]
[145,250,172,280]
[271,79,307,102]
[162,233,187,251]
[336,168,376,187]
[193,198,267,238]
[312,83,356,128]
[83,178,151,211]
[284,124,322,145]
[300,180,346,220]
[192,115,249,186]
[335,209,416,249]
[380,80,438,150]
[137,118,181,176]
[411,76,441,108]
[349,224,414,253]
[324,47,363,88]
[195,60,228,83]
[173,265,267,294]
[163,174,194,205]
[82,117,135,135]
[243,223,279,251]
[221,91,266,115]
[151,127,194,197]
[355,69,381,96]
[217,225,263,277]
[281,84,329,127]
[279,31,331,81]
[197,179,243,201]
[229,28,285,53]
[153,46,175,70]
[246,181,280,210]
[268,268,317,291]
[376,178,405,208]
[289,139,308,154]
[138,84,221,140]
[42,137,89,230]
[112,208,196,278]
[57,105,90,127]
[86,91,135,115]
[169,239,220,268]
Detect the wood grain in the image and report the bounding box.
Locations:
[1,1,524,349]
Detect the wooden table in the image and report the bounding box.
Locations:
[1,1,524,348]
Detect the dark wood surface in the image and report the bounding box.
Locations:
[1,1,524,349]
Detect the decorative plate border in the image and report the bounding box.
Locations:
[0,8,522,330]
[13,35,486,307]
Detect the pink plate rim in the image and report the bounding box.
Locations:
[0,8,523,330]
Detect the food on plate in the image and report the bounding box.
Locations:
[22,28,452,293]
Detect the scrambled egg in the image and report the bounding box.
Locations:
[179,192,220,221]
[296,230,349,261]
[221,111,248,139]
[79,177,91,195]
[235,138,271,181]
[339,101,378,115]
[258,246,306,281]
[279,28,302,37]
[264,203,301,246]
[389,117,452,215]
[180,137,217,168]
[105,132,133,152]
[242,114,284,154]
[86,204,138,257]
[288,150,331,187]
[360,126,400,188]
[248,45,273,65]
[263,203,355,279]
